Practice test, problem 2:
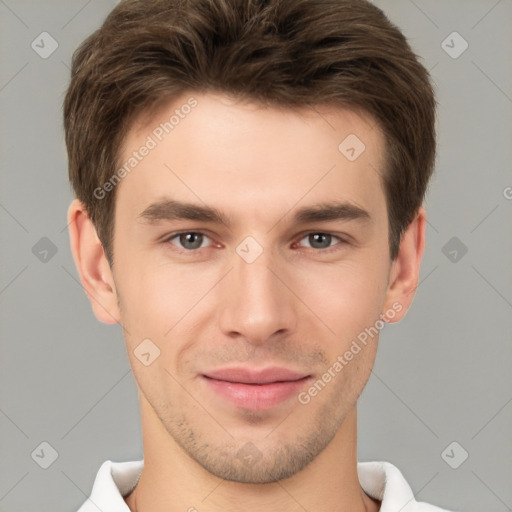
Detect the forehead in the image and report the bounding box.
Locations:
[116,92,387,223]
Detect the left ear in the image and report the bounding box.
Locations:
[381,206,426,323]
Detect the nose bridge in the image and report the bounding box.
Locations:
[217,243,297,343]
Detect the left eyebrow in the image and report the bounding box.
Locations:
[291,202,372,225]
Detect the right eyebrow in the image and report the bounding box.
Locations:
[137,198,232,226]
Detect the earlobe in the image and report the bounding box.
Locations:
[382,207,426,323]
[67,199,121,324]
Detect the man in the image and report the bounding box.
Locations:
[64,0,453,510]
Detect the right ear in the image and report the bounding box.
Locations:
[67,199,121,324]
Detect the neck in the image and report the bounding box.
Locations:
[125,395,380,512]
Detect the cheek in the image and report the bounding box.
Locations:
[295,258,389,341]
[117,255,199,328]
[117,264,193,400]
[115,258,216,371]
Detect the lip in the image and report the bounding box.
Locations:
[204,367,308,384]
[202,367,312,410]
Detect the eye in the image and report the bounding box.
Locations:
[165,231,213,251]
[296,233,344,251]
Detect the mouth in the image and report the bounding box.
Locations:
[201,367,312,410]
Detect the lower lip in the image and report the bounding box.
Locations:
[203,376,311,410]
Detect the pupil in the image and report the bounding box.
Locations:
[310,233,331,249]
[180,233,202,249]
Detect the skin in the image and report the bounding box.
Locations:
[68,92,426,512]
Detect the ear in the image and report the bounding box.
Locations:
[381,206,426,323]
[67,199,121,324]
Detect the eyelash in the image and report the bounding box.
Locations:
[162,230,348,254]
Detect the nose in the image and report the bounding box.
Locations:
[217,246,297,345]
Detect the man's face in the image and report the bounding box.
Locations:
[110,92,397,482]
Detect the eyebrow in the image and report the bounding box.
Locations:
[137,198,371,227]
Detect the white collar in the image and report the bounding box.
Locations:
[77,459,453,512]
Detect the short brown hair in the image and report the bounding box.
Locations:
[64,0,436,265]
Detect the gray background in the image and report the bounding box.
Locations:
[1,0,511,511]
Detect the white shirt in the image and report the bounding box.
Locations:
[77,459,455,512]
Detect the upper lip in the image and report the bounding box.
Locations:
[203,367,310,384]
